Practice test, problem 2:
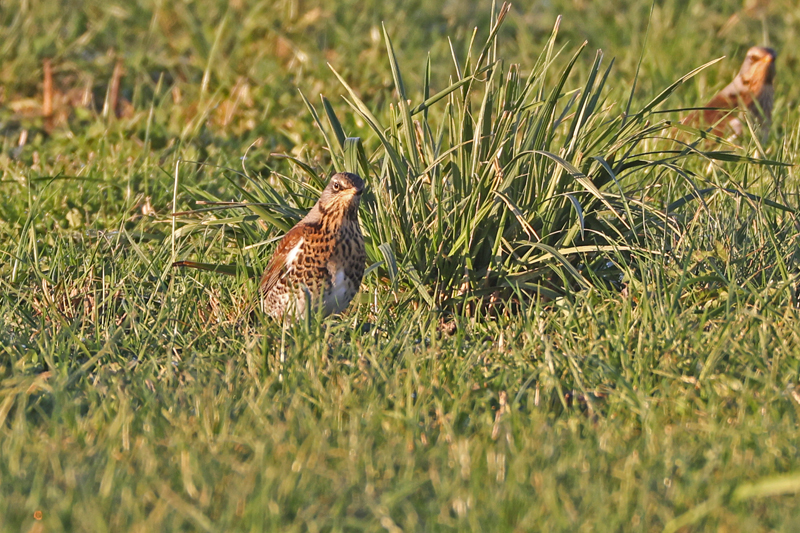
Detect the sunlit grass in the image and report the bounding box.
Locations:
[2,0,800,531]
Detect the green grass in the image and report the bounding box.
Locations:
[2,0,800,531]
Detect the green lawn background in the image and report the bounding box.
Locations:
[2,0,800,531]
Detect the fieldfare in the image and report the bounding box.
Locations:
[684,46,776,139]
[260,172,366,320]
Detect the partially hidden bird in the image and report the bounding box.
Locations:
[259,172,366,320]
[684,46,776,139]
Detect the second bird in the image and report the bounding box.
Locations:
[685,46,776,140]
[260,172,366,320]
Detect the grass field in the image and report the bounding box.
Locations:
[2,0,800,531]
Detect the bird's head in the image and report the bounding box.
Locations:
[317,172,365,220]
[739,46,777,88]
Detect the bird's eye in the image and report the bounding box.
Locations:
[332,181,340,192]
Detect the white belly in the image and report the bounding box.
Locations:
[324,267,351,315]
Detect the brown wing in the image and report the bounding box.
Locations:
[702,79,745,134]
[682,79,743,137]
[259,224,307,295]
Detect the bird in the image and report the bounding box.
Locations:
[259,172,366,320]
[684,46,776,140]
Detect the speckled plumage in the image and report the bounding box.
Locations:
[260,172,366,320]
[684,46,776,140]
